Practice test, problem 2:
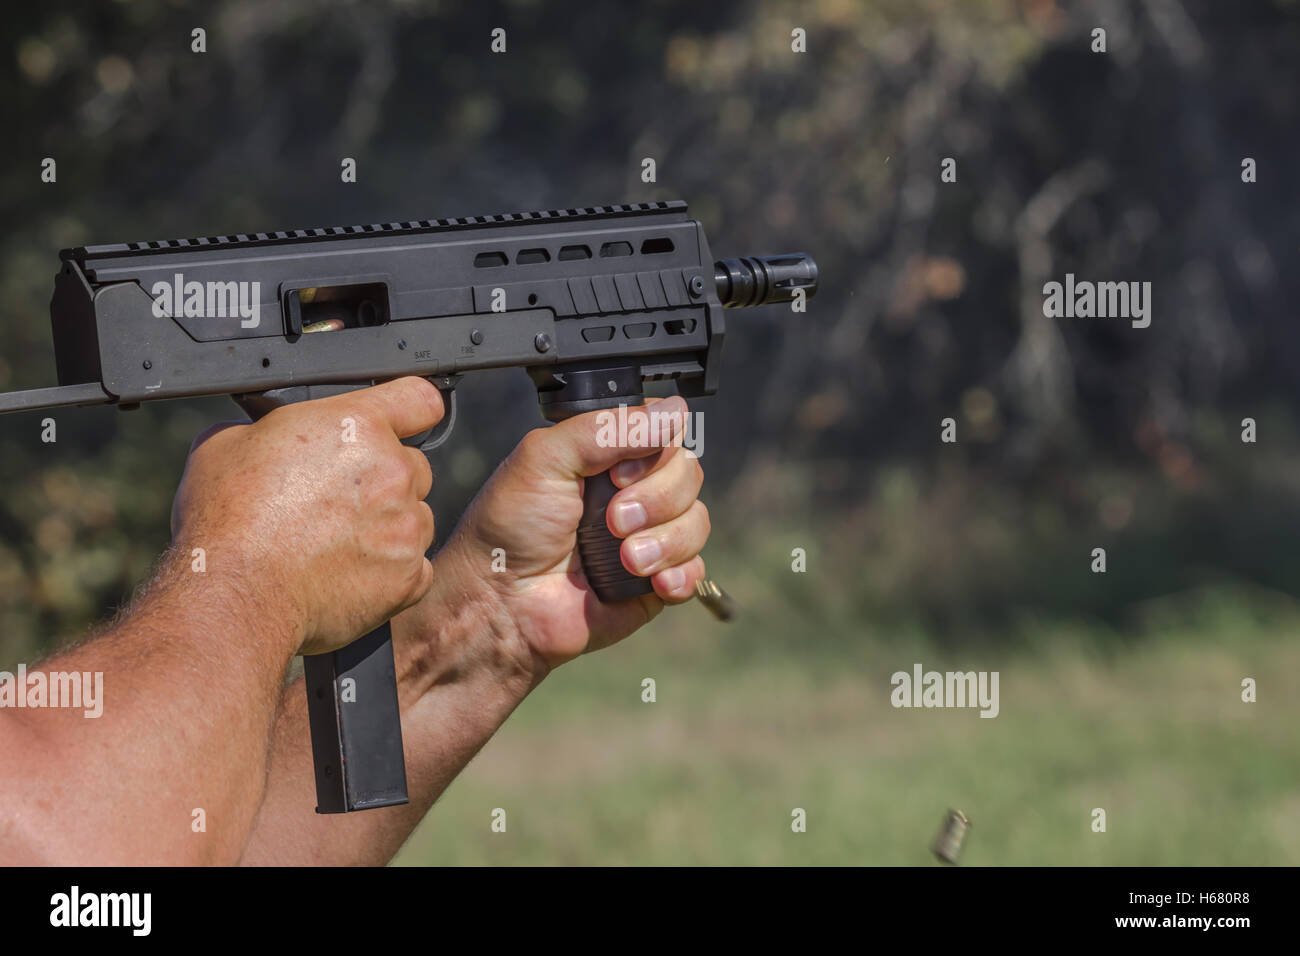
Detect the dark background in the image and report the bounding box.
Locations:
[1,0,1297,864]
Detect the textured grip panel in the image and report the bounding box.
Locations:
[579,469,655,602]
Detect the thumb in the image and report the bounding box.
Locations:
[530,395,691,480]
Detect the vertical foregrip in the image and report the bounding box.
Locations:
[578,468,656,601]
[576,390,656,603]
[533,365,657,603]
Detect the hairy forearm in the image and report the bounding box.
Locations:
[0,550,302,865]
[240,546,540,865]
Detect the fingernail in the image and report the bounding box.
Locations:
[611,458,648,486]
[612,499,647,535]
[659,566,686,594]
[627,535,662,572]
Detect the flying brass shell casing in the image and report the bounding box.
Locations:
[302,318,346,333]
[931,809,970,864]
[695,578,736,622]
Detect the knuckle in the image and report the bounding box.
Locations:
[415,450,434,481]
[516,427,547,462]
[350,400,383,430]
[393,511,423,555]
[187,442,215,471]
[406,505,428,541]
[377,457,410,494]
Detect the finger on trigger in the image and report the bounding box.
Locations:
[352,376,445,440]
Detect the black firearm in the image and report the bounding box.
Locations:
[0,200,818,813]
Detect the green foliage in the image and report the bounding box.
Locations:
[4,1,1300,655]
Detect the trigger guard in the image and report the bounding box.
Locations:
[415,387,457,452]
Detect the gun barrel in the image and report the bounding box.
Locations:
[713,253,818,308]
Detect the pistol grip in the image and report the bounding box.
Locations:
[303,622,409,813]
[233,387,412,814]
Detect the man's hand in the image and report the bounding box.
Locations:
[170,377,443,655]
[419,395,710,681]
[240,394,710,865]
[0,378,447,865]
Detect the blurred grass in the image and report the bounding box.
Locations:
[393,569,1300,866]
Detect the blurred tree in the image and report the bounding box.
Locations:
[2,0,1298,658]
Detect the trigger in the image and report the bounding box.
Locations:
[403,383,458,453]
